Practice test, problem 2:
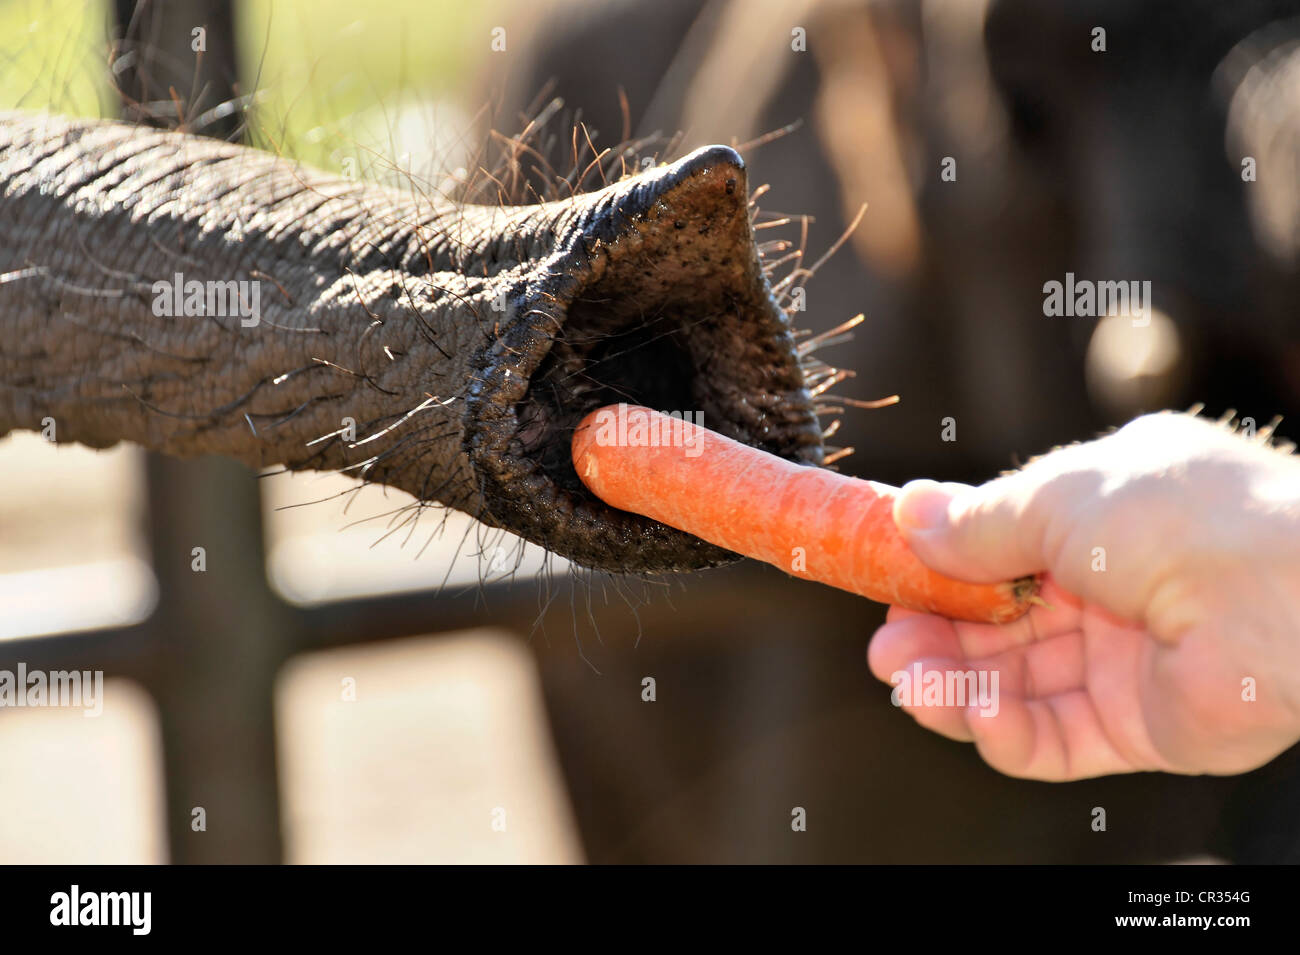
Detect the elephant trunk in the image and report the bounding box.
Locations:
[0,112,823,572]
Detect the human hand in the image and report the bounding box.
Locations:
[867,412,1300,779]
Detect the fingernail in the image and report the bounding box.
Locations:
[894,480,954,532]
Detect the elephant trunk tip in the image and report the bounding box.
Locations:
[463,143,825,575]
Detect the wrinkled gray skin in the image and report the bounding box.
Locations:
[0,112,823,573]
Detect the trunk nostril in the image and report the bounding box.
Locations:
[462,139,825,573]
[523,310,699,499]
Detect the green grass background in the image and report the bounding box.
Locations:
[0,0,498,166]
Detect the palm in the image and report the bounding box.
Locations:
[868,577,1275,779]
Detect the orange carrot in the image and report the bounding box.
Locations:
[571,404,1039,623]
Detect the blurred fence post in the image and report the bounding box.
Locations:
[145,456,287,863]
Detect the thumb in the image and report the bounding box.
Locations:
[892,477,1051,584]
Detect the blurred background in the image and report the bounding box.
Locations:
[1,0,1299,863]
